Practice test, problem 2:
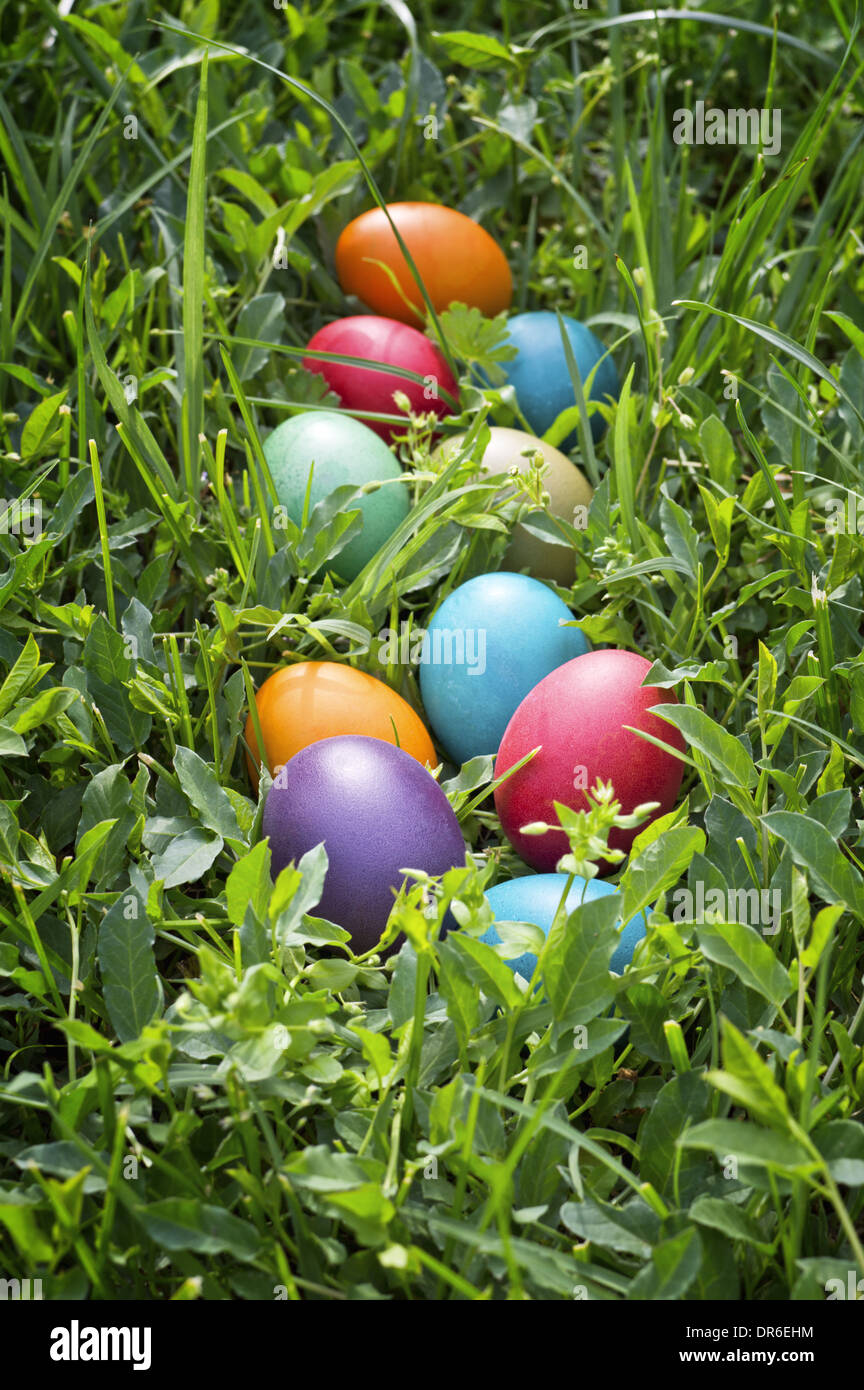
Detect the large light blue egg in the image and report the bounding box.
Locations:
[501,312,619,444]
[418,571,589,766]
[480,873,647,982]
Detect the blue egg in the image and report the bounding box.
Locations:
[418,571,589,766]
[480,873,647,982]
[501,312,619,444]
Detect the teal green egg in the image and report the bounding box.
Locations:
[262,410,409,581]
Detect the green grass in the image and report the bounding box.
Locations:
[1,0,864,1301]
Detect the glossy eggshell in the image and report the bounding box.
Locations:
[303,316,458,443]
[262,735,467,953]
[501,312,619,444]
[262,410,408,581]
[480,873,647,981]
[436,426,593,583]
[245,661,437,788]
[418,572,589,766]
[335,202,512,324]
[494,649,685,872]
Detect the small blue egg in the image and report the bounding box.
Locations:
[480,873,647,982]
[418,571,589,766]
[501,312,619,444]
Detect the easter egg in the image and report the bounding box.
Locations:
[494,650,685,872]
[262,410,408,581]
[480,873,647,981]
[501,312,619,444]
[303,315,458,443]
[335,202,512,324]
[418,572,589,766]
[244,661,437,788]
[436,426,593,583]
[262,735,466,953]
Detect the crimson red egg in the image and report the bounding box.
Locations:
[493,650,686,872]
[303,315,458,443]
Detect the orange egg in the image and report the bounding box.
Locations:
[244,661,437,786]
[335,202,512,325]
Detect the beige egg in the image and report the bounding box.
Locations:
[438,426,593,584]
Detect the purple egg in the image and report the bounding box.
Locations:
[262,734,466,952]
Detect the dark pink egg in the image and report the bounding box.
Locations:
[302,315,458,442]
[494,650,686,872]
[262,734,466,953]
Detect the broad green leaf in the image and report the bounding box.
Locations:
[174,745,241,840]
[697,411,738,489]
[307,958,359,990]
[560,1195,657,1257]
[280,161,360,242]
[801,902,844,971]
[11,686,78,733]
[660,486,699,576]
[681,1119,814,1173]
[496,97,538,143]
[97,892,162,1043]
[757,641,778,728]
[282,1144,379,1190]
[82,613,133,684]
[77,764,135,841]
[87,670,152,753]
[619,824,705,922]
[233,293,285,380]
[438,937,482,1047]
[639,1070,711,1202]
[651,704,758,789]
[348,1024,393,1085]
[698,485,735,567]
[704,1019,790,1129]
[13,1142,106,1193]
[225,840,272,928]
[0,801,20,863]
[151,827,223,888]
[139,1199,261,1259]
[270,843,328,944]
[121,598,157,666]
[387,941,418,1029]
[433,29,518,68]
[627,1227,702,1300]
[20,388,66,457]
[824,310,864,362]
[526,1016,627,1077]
[0,633,45,718]
[688,1227,740,1300]
[697,921,792,1005]
[321,1184,395,1248]
[762,812,864,914]
[816,1120,864,1185]
[540,894,622,1024]
[628,802,691,857]
[0,723,26,756]
[690,1195,770,1248]
[76,764,140,886]
[618,983,672,1064]
[0,1204,54,1262]
[439,932,523,1011]
[73,820,119,894]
